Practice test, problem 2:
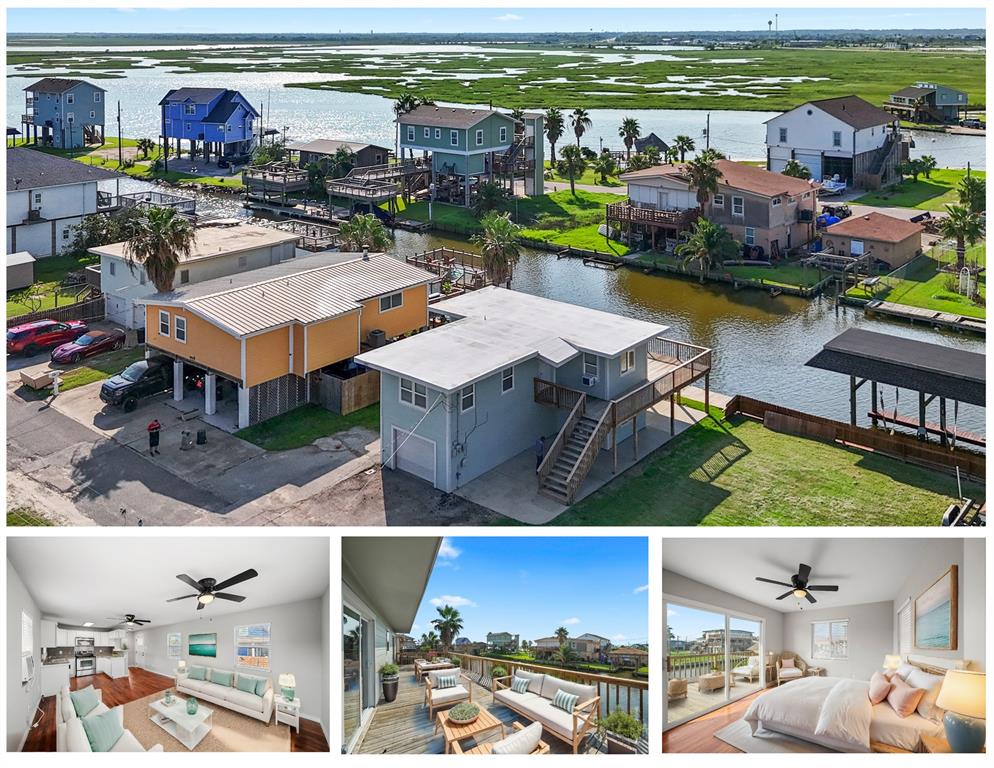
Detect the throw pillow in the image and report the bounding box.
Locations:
[435,674,457,690]
[868,671,893,705]
[887,677,926,718]
[895,663,916,680]
[80,707,124,752]
[255,678,269,696]
[552,689,579,713]
[188,666,207,681]
[69,686,101,718]
[511,676,530,695]
[905,669,945,721]
[780,658,795,669]
[211,670,234,687]
[492,722,543,755]
[236,675,258,694]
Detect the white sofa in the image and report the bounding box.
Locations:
[55,685,162,752]
[176,666,274,723]
[493,669,599,753]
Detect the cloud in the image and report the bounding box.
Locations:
[411,623,420,631]
[667,608,678,616]
[633,584,649,594]
[494,13,522,22]
[430,594,477,608]
[438,538,461,559]
[561,617,581,625]
[612,633,627,641]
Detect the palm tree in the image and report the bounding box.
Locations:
[618,117,640,161]
[123,206,195,292]
[338,212,391,251]
[919,155,937,179]
[473,180,505,216]
[471,211,521,287]
[643,145,662,166]
[431,605,464,651]
[554,626,569,645]
[553,644,577,667]
[685,148,725,215]
[510,107,526,137]
[570,108,592,148]
[557,144,587,196]
[662,145,679,164]
[544,107,565,165]
[420,631,439,651]
[591,150,617,184]
[135,138,156,161]
[393,91,425,161]
[782,159,812,179]
[673,134,695,162]
[676,217,741,283]
[330,146,356,178]
[958,175,986,213]
[940,204,985,270]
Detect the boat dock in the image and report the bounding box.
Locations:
[865,299,985,335]
[867,411,986,448]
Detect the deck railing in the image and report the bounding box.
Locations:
[451,652,648,724]
[606,201,700,228]
[534,378,584,411]
[667,652,756,681]
[537,392,587,487]
[612,343,712,426]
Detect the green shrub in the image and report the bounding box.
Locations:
[448,702,480,721]
[491,665,508,678]
[379,663,399,677]
[599,711,643,740]
[451,657,462,667]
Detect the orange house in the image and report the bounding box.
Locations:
[138,252,434,429]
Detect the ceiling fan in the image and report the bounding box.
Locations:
[756,563,839,604]
[106,614,151,627]
[167,568,259,610]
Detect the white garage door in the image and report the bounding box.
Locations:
[795,152,823,181]
[392,427,436,486]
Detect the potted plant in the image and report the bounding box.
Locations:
[379,663,400,703]
[447,702,480,726]
[598,711,642,755]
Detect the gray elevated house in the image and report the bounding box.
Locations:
[22,78,106,149]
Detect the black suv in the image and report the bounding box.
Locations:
[100,355,173,412]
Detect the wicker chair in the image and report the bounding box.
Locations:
[667,678,688,702]
[775,652,808,686]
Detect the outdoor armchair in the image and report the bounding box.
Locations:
[451,722,550,755]
[424,669,473,720]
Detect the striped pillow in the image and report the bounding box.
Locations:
[435,674,457,690]
[511,676,530,694]
[552,689,579,713]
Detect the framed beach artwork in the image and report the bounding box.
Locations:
[167,632,182,659]
[189,632,218,658]
[914,565,958,651]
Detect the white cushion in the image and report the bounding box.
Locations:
[779,668,802,679]
[109,730,146,753]
[61,690,76,723]
[904,669,945,720]
[540,675,596,703]
[895,663,916,680]
[431,685,469,705]
[181,678,210,695]
[225,688,264,712]
[199,681,231,699]
[56,723,67,752]
[65,718,91,752]
[512,669,545,695]
[492,722,543,755]
[511,697,576,739]
[495,688,540,709]
[427,669,454,686]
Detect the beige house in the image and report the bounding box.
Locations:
[821,212,924,269]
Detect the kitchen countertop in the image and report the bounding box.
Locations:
[42,659,73,666]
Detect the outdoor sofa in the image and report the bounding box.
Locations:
[492,669,599,754]
[452,721,550,755]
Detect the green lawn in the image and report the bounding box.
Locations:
[846,244,985,318]
[637,252,824,289]
[7,252,99,318]
[53,346,146,393]
[544,160,622,188]
[7,507,56,526]
[539,406,980,526]
[853,169,986,211]
[236,403,379,451]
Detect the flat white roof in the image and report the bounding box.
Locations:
[7,251,36,266]
[356,286,668,392]
[89,223,300,264]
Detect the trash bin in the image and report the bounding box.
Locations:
[196,428,207,446]
[180,430,194,451]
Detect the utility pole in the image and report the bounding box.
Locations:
[117,100,123,168]
[705,113,710,151]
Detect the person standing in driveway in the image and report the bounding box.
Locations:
[534,436,546,472]
[147,418,162,455]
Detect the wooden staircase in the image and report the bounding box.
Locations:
[538,398,610,504]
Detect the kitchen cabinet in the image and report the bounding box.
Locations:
[110,657,129,679]
[41,662,71,697]
[56,628,72,647]
[95,631,108,646]
[41,620,57,648]
[96,657,109,675]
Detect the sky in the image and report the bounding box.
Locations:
[667,604,762,643]
[5,6,986,35]
[410,537,649,646]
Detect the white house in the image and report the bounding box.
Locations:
[6,148,121,258]
[765,95,908,189]
[92,223,301,329]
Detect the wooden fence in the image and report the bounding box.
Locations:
[315,369,379,415]
[7,294,106,329]
[725,395,985,480]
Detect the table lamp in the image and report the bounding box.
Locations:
[935,669,985,752]
[883,655,901,673]
[279,673,296,701]
[177,660,187,675]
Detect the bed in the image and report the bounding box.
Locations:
[741,656,964,753]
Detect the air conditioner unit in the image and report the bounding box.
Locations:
[582,375,597,387]
[27,209,42,222]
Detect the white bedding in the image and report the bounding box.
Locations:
[869,701,944,752]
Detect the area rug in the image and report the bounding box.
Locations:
[714,719,837,753]
[123,692,291,752]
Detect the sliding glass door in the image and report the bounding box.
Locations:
[664,597,765,729]
[343,607,363,752]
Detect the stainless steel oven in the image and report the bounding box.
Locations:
[75,656,95,676]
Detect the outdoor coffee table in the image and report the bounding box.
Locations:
[435,708,504,754]
[148,696,213,750]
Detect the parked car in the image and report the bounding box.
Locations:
[821,204,851,219]
[99,354,173,412]
[183,364,226,400]
[6,320,88,357]
[51,329,126,364]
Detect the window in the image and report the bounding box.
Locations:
[66,112,75,124]
[812,619,849,660]
[21,611,34,683]
[620,348,636,374]
[109,261,116,276]
[159,310,170,337]
[139,270,146,286]
[460,384,475,411]
[379,292,403,312]
[434,128,441,140]
[424,127,430,139]
[583,353,598,378]
[771,197,782,207]
[713,194,724,207]
[184,104,196,115]
[235,623,271,670]
[179,269,190,284]
[174,316,187,343]
[62,228,71,241]
[400,377,427,409]
[406,126,415,142]
[33,192,42,204]
[66,93,74,104]
[744,227,756,245]
[227,124,232,131]
[499,126,508,143]
[89,111,95,119]
[501,366,514,393]
[93,92,101,102]
[167,632,182,659]
[732,196,744,216]
[475,129,484,146]
[832,131,842,147]
[778,127,788,143]
[238,254,248,267]
[185,122,191,131]
[450,130,459,146]
[898,600,912,660]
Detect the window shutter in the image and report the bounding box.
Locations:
[898,601,912,658]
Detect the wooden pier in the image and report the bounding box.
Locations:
[867,410,986,447]
[865,299,985,335]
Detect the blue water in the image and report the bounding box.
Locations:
[915,599,951,648]
[189,641,217,657]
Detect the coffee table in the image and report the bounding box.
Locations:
[435,708,504,754]
[148,696,213,750]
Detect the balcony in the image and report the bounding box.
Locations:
[666,652,766,724]
[21,114,35,125]
[606,201,700,229]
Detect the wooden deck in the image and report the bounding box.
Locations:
[667,679,764,725]
[865,299,985,335]
[356,667,605,754]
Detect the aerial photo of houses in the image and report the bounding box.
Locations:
[4,6,986,527]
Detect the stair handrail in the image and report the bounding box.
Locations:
[562,405,613,504]
[537,393,586,486]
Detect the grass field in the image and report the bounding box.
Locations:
[853,169,986,211]
[7,507,56,526]
[54,346,146,393]
[544,161,622,187]
[539,406,980,526]
[236,403,379,451]
[7,252,99,318]
[637,252,825,289]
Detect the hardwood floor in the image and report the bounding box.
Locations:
[663,690,765,753]
[21,668,328,752]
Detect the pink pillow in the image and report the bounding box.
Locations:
[781,658,795,669]
[887,676,925,718]
[868,671,893,704]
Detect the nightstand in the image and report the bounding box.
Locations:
[275,694,301,733]
[805,666,824,677]
[921,734,951,753]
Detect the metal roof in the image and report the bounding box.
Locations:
[7,251,36,267]
[7,148,123,191]
[24,77,106,94]
[288,138,390,155]
[158,87,226,105]
[805,328,985,406]
[399,105,512,129]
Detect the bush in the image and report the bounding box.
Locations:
[599,711,643,740]
[451,657,462,667]
[491,665,508,678]
[379,663,399,677]
[448,702,480,721]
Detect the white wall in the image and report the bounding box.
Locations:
[137,596,327,725]
[7,558,42,752]
[961,539,985,671]
[765,105,889,157]
[320,587,330,742]
[783,600,893,680]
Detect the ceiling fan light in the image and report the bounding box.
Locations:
[198,593,215,605]
[793,589,807,598]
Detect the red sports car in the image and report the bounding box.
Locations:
[6,319,88,357]
[51,329,126,364]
